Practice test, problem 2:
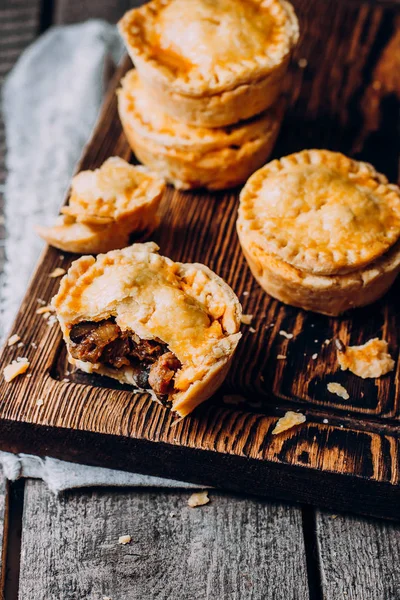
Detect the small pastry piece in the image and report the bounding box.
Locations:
[237,150,400,316]
[118,0,299,127]
[272,411,306,435]
[36,157,165,254]
[52,242,242,417]
[118,70,283,190]
[337,338,395,378]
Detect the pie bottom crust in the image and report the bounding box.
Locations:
[135,57,290,128]
[238,236,400,316]
[118,95,284,191]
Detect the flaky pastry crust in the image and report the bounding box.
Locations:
[36,157,165,254]
[118,0,299,126]
[237,150,400,316]
[118,70,284,190]
[52,242,242,417]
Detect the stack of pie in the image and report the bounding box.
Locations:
[117,0,299,190]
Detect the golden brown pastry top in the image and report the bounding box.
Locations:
[63,156,164,225]
[53,243,242,391]
[118,0,299,95]
[118,70,282,151]
[238,150,400,275]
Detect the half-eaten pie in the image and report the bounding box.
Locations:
[118,0,299,127]
[118,70,284,190]
[52,242,242,417]
[36,157,165,254]
[237,150,400,316]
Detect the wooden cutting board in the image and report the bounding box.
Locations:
[1,0,400,520]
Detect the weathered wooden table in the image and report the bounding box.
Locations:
[1,0,400,598]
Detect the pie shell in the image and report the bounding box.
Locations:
[36,158,165,254]
[52,242,242,417]
[118,70,284,190]
[118,0,298,127]
[239,236,400,316]
[237,150,400,315]
[136,55,290,128]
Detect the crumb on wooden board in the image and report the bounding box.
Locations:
[3,357,30,382]
[272,411,306,435]
[327,382,349,400]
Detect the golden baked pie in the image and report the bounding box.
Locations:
[36,157,165,254]
[118,70,283,190]
[118,0,299,127]
[237,150,400,316]
[52,242,242,417]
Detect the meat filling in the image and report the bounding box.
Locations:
[69,319,181,398]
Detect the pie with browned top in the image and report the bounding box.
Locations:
[52,242,242,417]
[237,150,400,315]
[118,0,299,127]
[36,157,165,254]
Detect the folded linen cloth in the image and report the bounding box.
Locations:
[0,21,202,492]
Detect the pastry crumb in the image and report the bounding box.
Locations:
[323,339,331,346]
[17,342,24,348]
[337,338,394,379]
[240,314,253,325]
[7,334,21,346]
[36,398,44,407]
[277,354,286,360]
[242,291,249,296]
[36,305,55,315]
[272,411,306,435]
[31,342,38,349]
[298,57,308,68]
[118,535,132,545]
[323,418,329,424]
[36,298,46,305]
[248,326,256,333]
[47,315,58,327]
[327,382,349,400]
[48,267,66,278]
[223,394,245,405]
[279,330,293,340]
[312,353,318,360]
[3,357,30,382]
[188,491,210,508]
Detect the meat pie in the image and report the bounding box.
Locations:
[52,242,242,417]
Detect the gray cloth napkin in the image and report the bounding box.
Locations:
[0,21,202,493]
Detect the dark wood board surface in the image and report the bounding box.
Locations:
[1,0,400,521]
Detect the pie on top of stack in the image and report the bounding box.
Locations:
[119,0,299,127]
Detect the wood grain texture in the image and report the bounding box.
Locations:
[316,510,400,599]
[0,0,400,519]
[18,481,310,600]
[0,0,42,282]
